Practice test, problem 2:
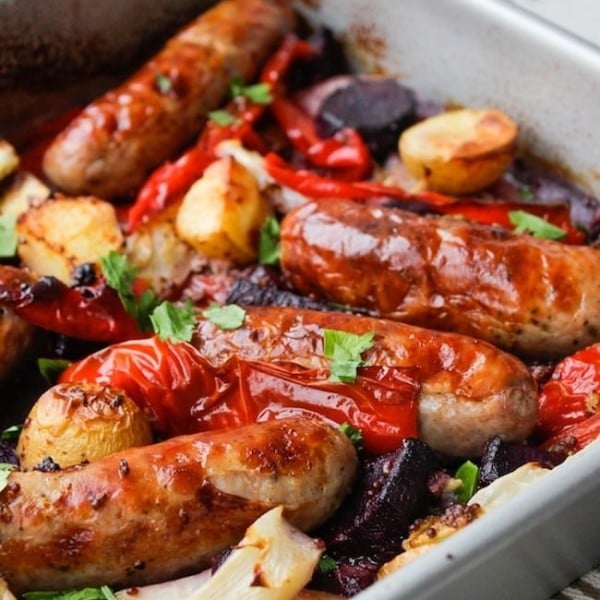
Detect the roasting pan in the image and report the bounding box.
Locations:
[1,0,600,598]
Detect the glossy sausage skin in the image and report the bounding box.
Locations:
[0,418,356,594]
[280,199,600,361]
[42,0,295,199]
[193,306,538,457]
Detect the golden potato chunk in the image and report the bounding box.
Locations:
[175,156,272,264]
[17,382,153,469]
[0,140,19,182]
[399,108,517,195]
[0,171,50,219]
[126,202,197,296]
[17,195,123,283]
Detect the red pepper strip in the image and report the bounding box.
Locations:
[264,152,457,206]
[126,35,316,233]
[536,343,600,439]
[541,413,600,454]
[269,97,372,179]
[60,336,420,454]
[8,276,145,343]
[439,201,586,245]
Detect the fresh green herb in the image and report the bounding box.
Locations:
[455,460,480,504]
[0,215,17,258]
[517,186,534,201]
[100,251,160,331]
[323,329,375,383]
[0,463,16,494]
[258,216,281,265]
[154,73,173,94]
[150,299,196,343]
[318,554,339,574]
[37,357,72,384]
[202,303,246,330]
[208,109,239,127]
[230,76,272,105]
[508,210,566,240]
[0,424,21,442]
[23,585,117,600]
[339,422,363,448]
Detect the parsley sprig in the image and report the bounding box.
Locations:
[100,251,196,342]
[323,329,375,383]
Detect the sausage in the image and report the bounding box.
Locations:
[0,418,356,594]
[279,199,600,361]
[193,306,538,457]
[42,0,295,199]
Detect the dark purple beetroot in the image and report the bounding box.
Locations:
[478,437,566,489]
[312,438,438,596]
[315,77,417,160]
[0,440,18,466]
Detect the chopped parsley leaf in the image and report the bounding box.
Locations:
[509,210,566,240]
[323,329,375,383]
[150,299,196,343]
[339,422,363,448]
[258,216,280,265]
[230,76,272,105]
[154,73,173,94]
[38,358,72,384]
[318,554,339,574]
[202,303,246,330]
[455,460,480,504]
[0,215,17,258]
[208,109,239,127]
[0,425,21,442]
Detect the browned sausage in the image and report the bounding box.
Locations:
[42,0,295,199]
[279,199,600,361]
[193,306,538,457]
[0,418,356,594]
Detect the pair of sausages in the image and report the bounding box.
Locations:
[279,199,600,361]
[194,306,538,458]
[42,0,295,199]
[0,418,356,594]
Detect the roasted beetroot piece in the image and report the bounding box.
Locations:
[313,439,438,596]
[315,77,417,160]
[478,436,566,489]
[0,441,18,467]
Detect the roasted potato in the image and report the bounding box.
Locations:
[16,195,124,283]
[399,108,517,195]
[175,155,272,264]
[0,171,50,219]
[17,382,153,469]
[125,202,197,297]
[0,141,19,182]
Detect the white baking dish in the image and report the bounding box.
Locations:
[294,1,600,598]
[1,0,600,598]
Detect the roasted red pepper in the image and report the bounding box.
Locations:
[269,97,372,179]
[126,34,315,232]
[0,265,144,343]
[263,152,456,206]
[60,336,420,454]
[440,201,586,244]
[541,414,600,454]
[536,343,600,440]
